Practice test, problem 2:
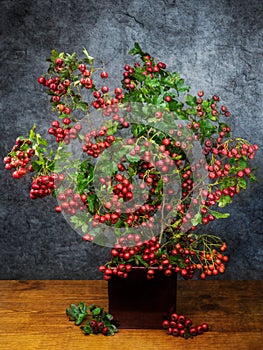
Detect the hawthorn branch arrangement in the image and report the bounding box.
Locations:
[4,42,258,338]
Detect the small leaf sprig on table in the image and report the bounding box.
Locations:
[66,302,118,336]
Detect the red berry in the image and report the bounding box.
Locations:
[162,320,170,329]
[171,313,178,322]
[101,86,109,93]
[100,71,109,79]
[55,206,62,213]
[55,57,64,66]
[37,76,46,85]
[201,323,209,332]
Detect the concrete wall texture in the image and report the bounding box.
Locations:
[0,0,262,279]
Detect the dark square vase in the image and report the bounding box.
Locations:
[108,267,177,329]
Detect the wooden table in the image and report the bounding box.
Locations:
[0,280,262,350]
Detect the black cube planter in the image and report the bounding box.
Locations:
[108,267,177,329]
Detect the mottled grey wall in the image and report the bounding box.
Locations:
[0,0,262,279]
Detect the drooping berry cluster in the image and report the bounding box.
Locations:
[48,120,82,144]
[92,86,124,111]
[30,173,64,199]
[3,138,35,178]
[56,187,86,215]
[30,175,56,199]
[38,73,70,101]
[82,126,115,158]
[162,312,208,339]
[113,173,134,202]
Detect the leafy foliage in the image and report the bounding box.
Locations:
[66,303,118,336]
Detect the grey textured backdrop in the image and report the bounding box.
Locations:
[0,0,262,279]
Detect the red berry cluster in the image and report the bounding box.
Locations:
[113,173,133,202]
[82,126,115,158]
[100,235,228,281]
[92,211,119,227]
[3,138,35,179]
[48,120,82,144]
[90,68,124,111]
[98,158,161,228]
[48,119,70,142]
[99,263,133,281]
[198,243,228,279]
[195,92,230,119]
[30,174,58,199]
[122,58,166,91]
[78,63,93,89]
[93,90,130,129]
[38,61,70,100]
[88,319,111,336]
[108,107,130,129]
[56,187,86,215]
[162,313,208,339]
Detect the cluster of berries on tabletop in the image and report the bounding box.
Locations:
[162,312,209,339]
[66,302,118,336]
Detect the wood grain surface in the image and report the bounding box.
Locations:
[0,280,262,350]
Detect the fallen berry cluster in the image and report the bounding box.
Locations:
[66,302,118,336]
[162,312,209,339]
[66,301,208,340]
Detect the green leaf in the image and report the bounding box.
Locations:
[104,120,119,136]
[70,215,83,229]
[129,42,144,56]
[238,159,248,169]
[83,47,94,64]
[249,172,257,182]
[127,165,136,177]
[218,195,232,208]
[131,123,147,137]
[107,324,118,335]
[36,133,48,146]
[207,208,230,219]
[126,153,141,162]
[177,79,190,92]
[75,101,88,111]
[92,307,102,316]
[66,302,88,325]
[29,124,37,141]
[191,212,202,226]
[87,194,96,214]
[145,77,159,88]
[168,100,180,111]
[102,161,118,177]
[80,324,92,335]
[106,314,113,321]
[186,94,197,107]
[131,69,145,82]
[154,179,163,194]
[207,113,218,121]
[51,49,59,62]
[199,119,216,138]
[238,177,247,190]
